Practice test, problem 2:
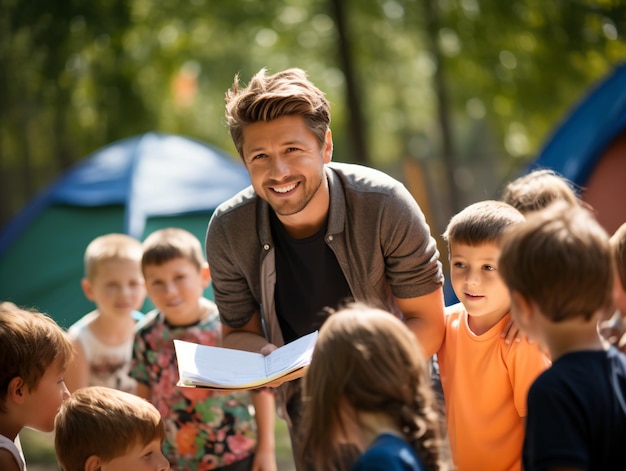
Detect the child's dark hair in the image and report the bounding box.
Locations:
[0,302,73,411]
[443,200,524,247]
[499,202,613,322]
[142,227,204,271]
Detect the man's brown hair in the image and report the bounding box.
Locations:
[225,67,331,158]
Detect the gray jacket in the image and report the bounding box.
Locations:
[206,162,443,347]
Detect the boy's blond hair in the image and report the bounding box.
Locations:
[0,302,73,411]
[84,233,143,280]
[499,202,613,322]
[443,200,525,247]
[500,168,580,215]
[54,386,165,471]
[611,222,626,292]
[225,67,331,158]
[141,227,204,271]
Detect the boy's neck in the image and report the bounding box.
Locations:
[89,311,136,344]
[466,309,509,336]
[540,314,606,361]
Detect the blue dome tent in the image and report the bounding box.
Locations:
[0,132,250,327]
[526,62,626,234]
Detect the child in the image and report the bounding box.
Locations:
[500,168,581,214]
[130,227,276,471]
[437,200,551,470]
[599,221,626,352]
[54,386,169,471]
[0,301,73,471]
[66,233,146,393]
[297,302,445,471]
[499,202,626,469]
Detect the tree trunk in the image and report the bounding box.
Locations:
[328,0,370,165]
[422,0,459,216]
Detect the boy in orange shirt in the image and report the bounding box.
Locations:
[436,200,551,471]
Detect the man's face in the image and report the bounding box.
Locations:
[241,115,332,221]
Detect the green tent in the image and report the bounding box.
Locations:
[0,132,250,328]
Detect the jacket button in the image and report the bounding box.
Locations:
[263,244,270,250]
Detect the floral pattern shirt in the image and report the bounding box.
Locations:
[130,301,256,471]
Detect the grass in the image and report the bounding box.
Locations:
[19,413,296,470]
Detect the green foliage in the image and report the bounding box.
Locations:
[1,0,625,226]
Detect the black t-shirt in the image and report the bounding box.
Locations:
[270,210,353,343]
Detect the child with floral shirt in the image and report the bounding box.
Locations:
[130,228,276,471]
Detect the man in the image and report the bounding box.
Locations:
[206,67,445,454]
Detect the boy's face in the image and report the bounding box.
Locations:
[450,242,511,325]
[22,358,70,432]
[143,257,210,326]
[82,258,146,317]
[97,438,170,471]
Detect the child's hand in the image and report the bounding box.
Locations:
[500,317,534,344]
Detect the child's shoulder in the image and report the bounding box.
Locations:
[68,311,99,334]
[134,308,162,332]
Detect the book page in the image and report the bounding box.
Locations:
[174,330,318,389]
[174,340,266,387]
[264,331,318,378]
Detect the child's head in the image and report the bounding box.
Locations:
[81,233,146,317]
[499,202,613,333]
[610,222,626,315]
[299,303,442,471]
[0,302,73,432]
[141,228,210,325]
[55,386,169,471]
[500,168,581,215]
[443,200,525,322]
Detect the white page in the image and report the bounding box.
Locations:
[174,330,318,388]
[264,331,318,377]
[174,340,267,386]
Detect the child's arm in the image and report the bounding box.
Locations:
[0,449,21,471]
[250,388,277,471]
[65,339,89,392]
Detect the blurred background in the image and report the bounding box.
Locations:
[2,1,625,469]
[2,0,625,230]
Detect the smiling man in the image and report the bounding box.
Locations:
[205,67,445,463]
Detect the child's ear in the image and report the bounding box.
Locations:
[84,455,102,471]
[201,263,211,289]
[81,278,95,301]
[8,377,26,405]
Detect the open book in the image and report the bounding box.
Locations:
[174,330,318,390]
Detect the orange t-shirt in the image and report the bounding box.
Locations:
[437,303,551,471]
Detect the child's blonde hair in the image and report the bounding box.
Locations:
[499,202,613,322]
[141,227,205,271]
[0,302,73,411]
[54,386,165,471]
[84,233,143,280]
[298,303,443,471]
[500,168,580,215]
